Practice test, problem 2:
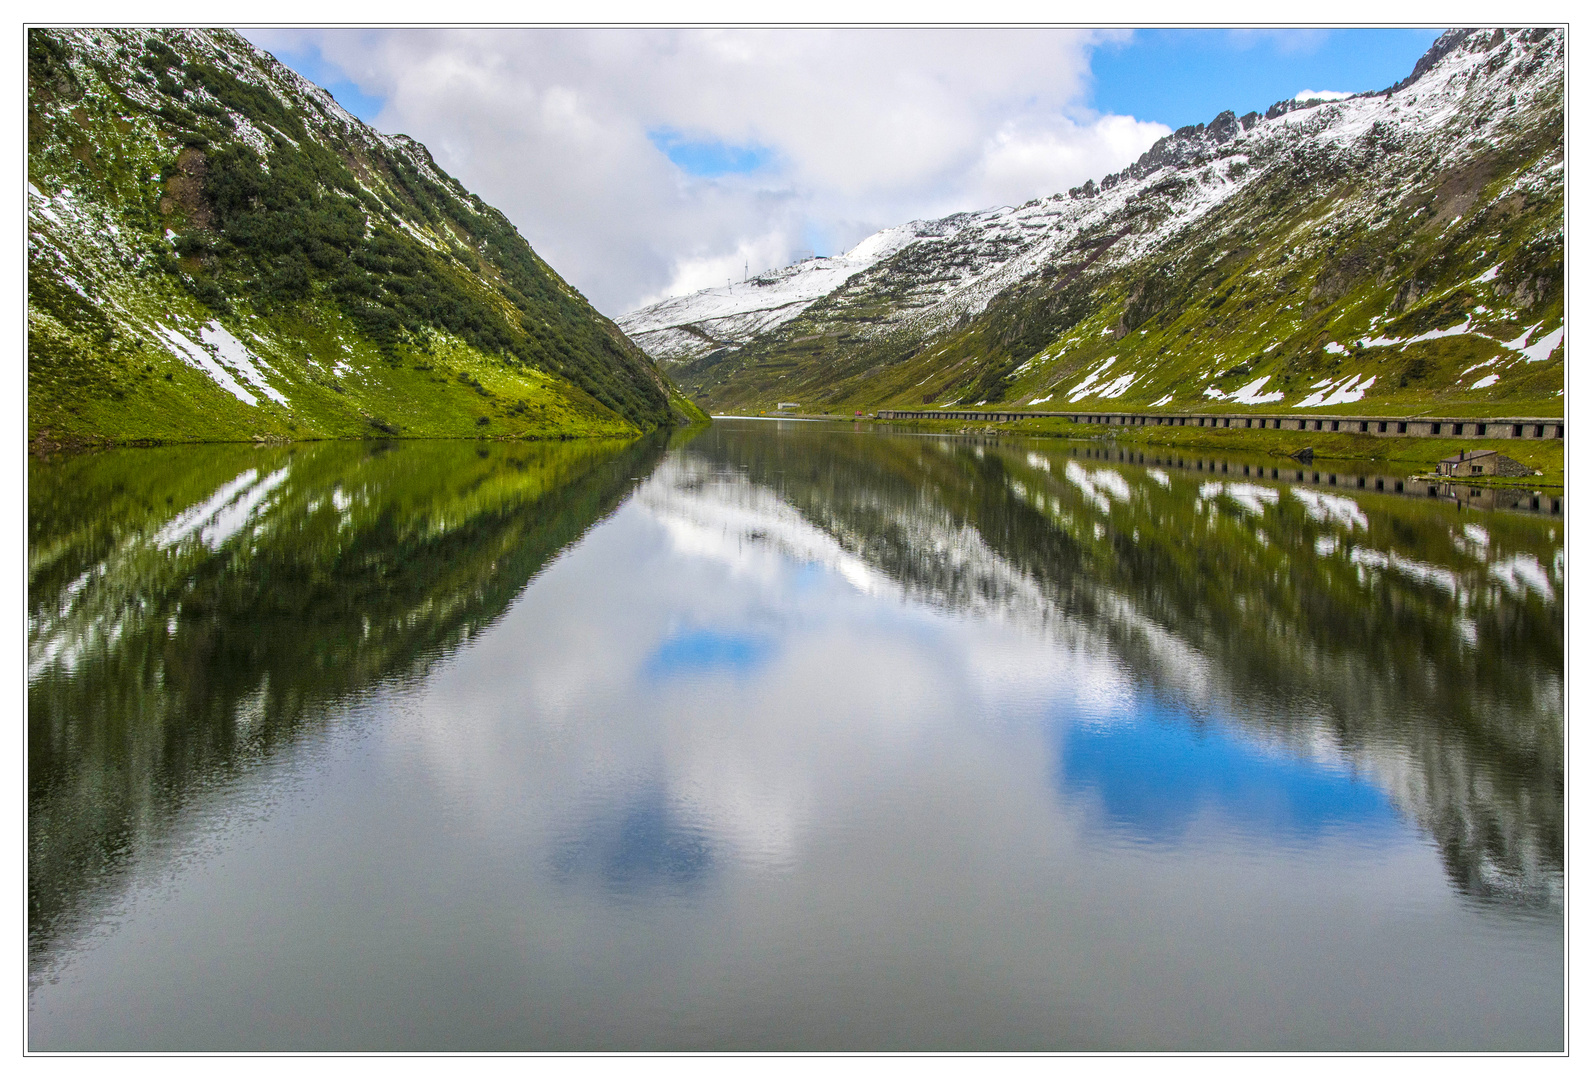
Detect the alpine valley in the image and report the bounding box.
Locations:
[28,28,705,451]
[620,28,1564,419]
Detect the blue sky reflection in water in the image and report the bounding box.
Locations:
[1057,701,1401,849]
[26,425,1562,1050]
[647,628,777,680]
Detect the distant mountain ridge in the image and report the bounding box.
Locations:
[28,27,704,448]
[619,221,926,364]
[625,28,1563,418]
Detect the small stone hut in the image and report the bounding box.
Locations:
[1436,449,1534,478]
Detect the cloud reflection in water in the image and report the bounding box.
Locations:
[552,790,715,896]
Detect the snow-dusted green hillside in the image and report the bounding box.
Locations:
[28,28,704,449]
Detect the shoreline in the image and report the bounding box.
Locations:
[702,412,1566,488]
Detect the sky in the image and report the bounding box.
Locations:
[241,28,1444,318]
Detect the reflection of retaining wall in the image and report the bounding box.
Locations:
[1058,443,1563,516]
[875,409,1565,440]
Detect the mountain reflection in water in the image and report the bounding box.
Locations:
[664,422,1562,906]
[26,420,1562,1051]
[28,436,667,969]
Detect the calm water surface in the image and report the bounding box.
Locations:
[27,421,1563,1050]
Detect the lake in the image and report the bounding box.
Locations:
[26,420,1564,1051]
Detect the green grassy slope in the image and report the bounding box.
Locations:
[28,28,705,449]
[673,29,1563,420]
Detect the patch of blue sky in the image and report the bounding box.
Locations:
[648,128,774,178]
[262,40,387,128]
[646,628,775,679]
[1088,28,1444,132]
[1054,697,1402,848]
[799,220,834,260]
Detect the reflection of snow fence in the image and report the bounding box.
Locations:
[1058,442,1563,518]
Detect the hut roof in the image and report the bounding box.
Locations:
[1439,449,1499,465]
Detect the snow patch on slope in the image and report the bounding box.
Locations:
[199,322,289,405]
[155,324,258,406]
[1206,375,1284,405]
[1294,374,1375,408]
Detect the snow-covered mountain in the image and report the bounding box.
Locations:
[628,29,1563,417]
[618,221,927,362]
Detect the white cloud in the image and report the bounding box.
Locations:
[648,233,798,305]
[243,28,1168,317]
[972,113,1170,205]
